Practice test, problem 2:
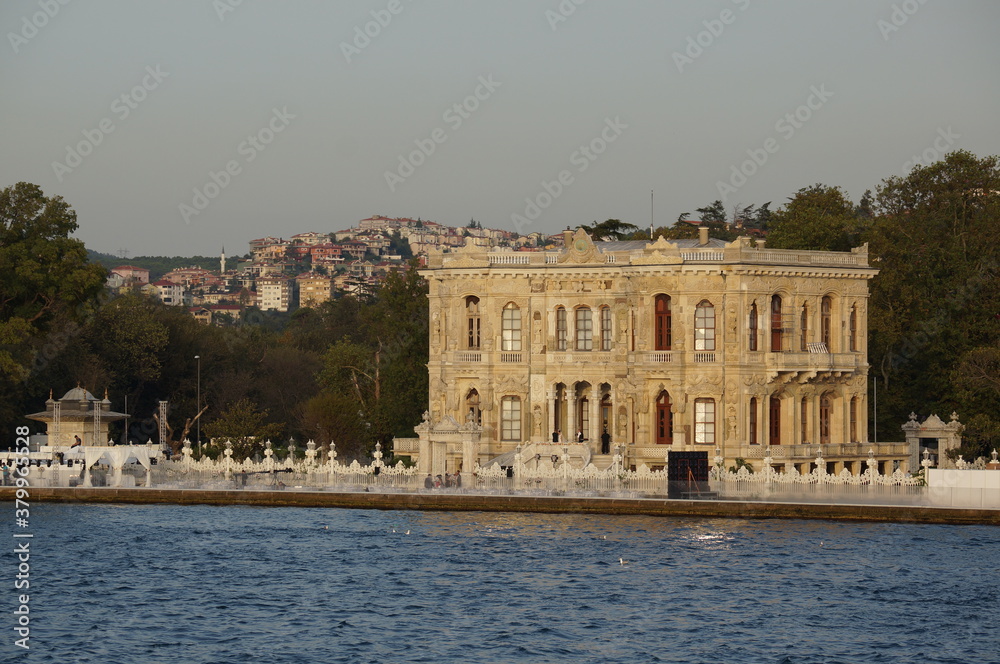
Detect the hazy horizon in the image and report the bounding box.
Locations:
[3,0,998,257]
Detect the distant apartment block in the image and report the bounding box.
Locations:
[146,279,188,306]
[296,272,333,308]
[110,265,150,285]
[257,276,294,312]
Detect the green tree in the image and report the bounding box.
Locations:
[314,262,428,457]
[766,184,866,251]
[0,182,106,382]
[203,397,285,460]
[581,219,639,241]
[867,151,1000,440]
[696,200,727,224]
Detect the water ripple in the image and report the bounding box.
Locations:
[4,505,999,663]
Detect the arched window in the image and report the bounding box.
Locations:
[748,302,758,351]
[466,296,481,350]
[654,294,672,351]
[555,307,567,351]
[769,395,781,445]
[695,301,716,351]
[655,391,672,445]
[800,303,808,352]
[575,307,592,351]
[849,305,858,352]
[749,397,758,444]
[694,398,716,444]
[501,396,521,441]
[600,306,612,351]
[466,389,481,425]
[502,303,521,351]
[821,296,832,350]
[819,393,832,444]
[770,295,783,352]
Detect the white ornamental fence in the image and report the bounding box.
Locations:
[13,439,952,502]
[151,440,422,491]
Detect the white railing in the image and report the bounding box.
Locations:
[456,351,482,362]
[693,352,716,363]
[680,251,725,261]
[488,254,530,265]
[737,443,910,460]
[645,351,672,363]
[500,352,523,363]
[746,249,861,267]
[712,462,921,487]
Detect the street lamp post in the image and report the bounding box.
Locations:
[194,355,201,454]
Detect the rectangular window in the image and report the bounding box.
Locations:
[600,307,612,351]
[749,398,757,445]
[468,317,480,349]
[655,295,672,350]
[821,297,832,349]
[801,398,808,443]
[695,303,715,351]
[849,306,858,352]
[850,398,858,442]
[694,398,715,445]
[502,306,521,351]
[556,308,567,351]
[575,308,592,351]
[501,397,521,441]
[800,305,808,352]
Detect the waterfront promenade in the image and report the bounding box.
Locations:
[6,486,999,526]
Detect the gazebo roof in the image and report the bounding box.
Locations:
[60,387,99,401]
[25,387,127,423]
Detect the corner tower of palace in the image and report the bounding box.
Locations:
[419,228,883,474]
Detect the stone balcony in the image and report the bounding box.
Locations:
[736,442,910,461]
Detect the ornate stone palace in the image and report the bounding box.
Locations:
[410,228,912,475]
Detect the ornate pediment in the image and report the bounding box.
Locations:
[442,238,488,268]
[558,229,603,264]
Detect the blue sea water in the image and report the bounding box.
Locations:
[3,503,999,664]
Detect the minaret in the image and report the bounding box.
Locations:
[220,246,226,274]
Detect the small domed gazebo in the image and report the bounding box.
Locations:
[25,386,127,448]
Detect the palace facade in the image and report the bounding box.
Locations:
[413,228,906,475]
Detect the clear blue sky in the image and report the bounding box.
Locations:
[2,0,998,257]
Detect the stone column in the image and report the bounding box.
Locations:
[590,397,600,451]
[792,395,802,445]
[548,390,557,440]
[568,394,577,441]
[812,397,822,445]
[431,440,447,476]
